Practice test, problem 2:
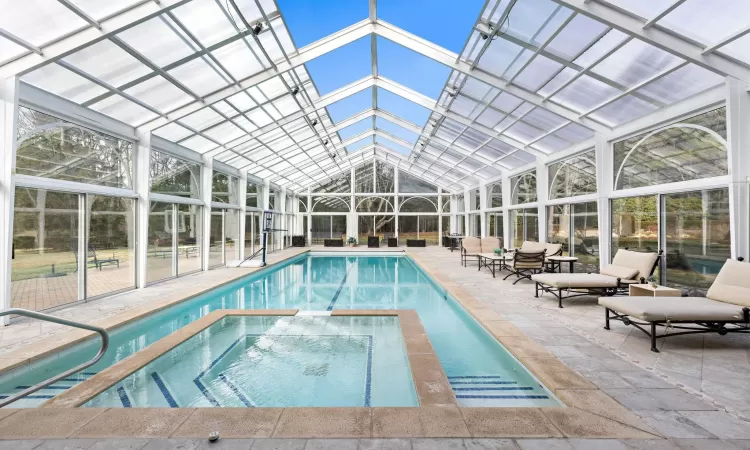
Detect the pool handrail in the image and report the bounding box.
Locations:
[0,308,109,408]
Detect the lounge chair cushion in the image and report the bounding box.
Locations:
[600,264,639,280]
[611,249,658,278]
[462,237,481,254]
[545,243,562,256]
[480,237,501,253]
[532,273,620,288]
[599,296,747,322]
[707,259,750,307]
[521,241,546,252]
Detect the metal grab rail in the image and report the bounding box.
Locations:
[234,247,265,267]
[0,308,109,408]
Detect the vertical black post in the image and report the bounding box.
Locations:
[604,308,610,330]
[261,231,267,267]
[650,322,658,353]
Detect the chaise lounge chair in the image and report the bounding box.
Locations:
[460,237,482,267]
[531,249,662,308]
[600,258,750,352]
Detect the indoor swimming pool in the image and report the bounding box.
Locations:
[0,253,559,408]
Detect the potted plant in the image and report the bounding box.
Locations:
[347,237,357,247]
[647,276,658,288]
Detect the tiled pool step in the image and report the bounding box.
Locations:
[448,376,551,407]
[0,372,98,408]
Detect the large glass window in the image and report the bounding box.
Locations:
[399,196,437,213]
[611,195,658,255]
[614,108,727,190]
[357,215,396,243]
[212,171,238,204]
[246,181,260,208]
[268,189,276,210]
[469,213,481,237]
[16,107,133,188]
[511,208,538,248]
[355,162,374,193]
[376,161,395,193]
[88,195,136,297]
[310,215,346,243]
[150,150,200,199]
[573,202,599,273]
[11,188,79,310]
[355,196,394,213]
[312,196,350,213]
[664,189,730,295]
[398,216,439,245]
[487,183,502,208]
[511,171,537,205]
[547,205,571,252]
[313,172,351,193]
[487,213,504,248]
[147,201,175,284]
[177,204,202,275]
[209,208,224,267]
[548,150,596,199]
[398,171,437,193]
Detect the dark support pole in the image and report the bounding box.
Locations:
[535,282,539,298]
[604,308,610,330]
[558,289,563,308]
[261,231,268,267]
[650,322,659,353]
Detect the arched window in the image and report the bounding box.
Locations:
[399,196,438,213]
[548,150,596,200]
[511,171,537,205]
[487,183,502,208]
[356,196,394,213]
[614,108,727,190]
[311,196,350,213]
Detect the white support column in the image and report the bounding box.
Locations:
[394,166,399,239]
[280,186,287,248]
[594,132,612,269]
[262,179,271,210]
[134,131,151,288]
[449,195,457,233]
[348,166,356,242]
[478,180,487,237]
[201,155,214,271]
[536,158,549,243]
[437,195,443,245]
[502,175,511,249]
[463,187,470,236]
[238,172,247,260]
[726,77,750,260]
[0,76,18,323]
[306,187,312,246]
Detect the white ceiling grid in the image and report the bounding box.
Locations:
[4,0,744,193]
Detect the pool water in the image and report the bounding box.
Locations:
[0,254,560,408]
[85,316,417,408]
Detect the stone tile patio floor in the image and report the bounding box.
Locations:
[2,246,750,448]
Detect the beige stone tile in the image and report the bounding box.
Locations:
[0,408,107,439]
[403,334,435,355]
[400,321,427,336]
[171,408,283,438]
[408,354,446,381]
[460,407,563,438]
[482,321,524,337]
[419,405,470,437]
[521,357,597,392]
[272,408,371,438]
[372,408,423,437]
[331,310,399,316]
[415,380,457,405]
[540,407,660,439]
[495,336,552,358]
[470,308,505,322]
[73,408,195,438]
[556,389,659,435]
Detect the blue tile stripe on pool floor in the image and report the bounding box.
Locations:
[453,387,533,391]
[327,261,356,311]
[456,395,550,399]
[218,373,254,407]
[364,335,373,407]
[151,372,178,407]
[117,387,132,407]
[449,381,518,385]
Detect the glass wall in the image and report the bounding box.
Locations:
[88,195,136,296]
[614,108,727,190]
[611,195,659,255]
[548,150,596,199]
[246,181,260,208]
[664,189,730,295]
[209,208,224,267]
[147,201,175,284]
[487,213,504,247]
[511,208,538,248]
[16,107,134,188]
[511,171,537,204]
[150,151,200,198]
[212,171,238,204]
[311,215,346,243]
[488,183,502,208]
[357,215,396,243]
[469,213,481,237]
[548,202,599,272]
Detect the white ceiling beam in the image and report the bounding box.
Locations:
[642,0,687,29]
[551,0,750,83]
[0,0,193,78]
[0,29,43,55]
[702,25,750,55]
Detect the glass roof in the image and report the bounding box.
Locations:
[3,0,742,193]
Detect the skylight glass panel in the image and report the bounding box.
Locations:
[574,30,629,67]
[593,40,682,88]
[522,108,568,132]
[461,77,496,100]
[512,55,563,91]
[347,136,374,153]
[658,0,750,45]
[379,0,485,52]
[492,92,524,113]
[605,0,676,19]
[226,92,257,112]
[377,37,451,98]
[246,108,274,127]
[449,95,481,119]
[326,88,372,123]
[211,39,266,81]
[167,58,230,97]
[477,37,526,76]
[553,123,593,143]
[717,34,750,65]
[591,95,659,126]
[124,76,193,113]
[116,17,196,67]
[535,134,570,153]
[505,121,545,143]
[476,108,506,129]
[154,123,194,142]
[180,108,225,130]
[171,0,238,48]
[204,122,246,144]
[89,95,158,125]
[539,68,577,98]
[376,117,419,144]
[546,14,609,61]
[0,37,25,63]
[634,64,723,104]
[0,1,86,48]
[256,18,296,62]
[22,64,108,104]
[337,119,372,141]
[376,136,412,155]
[377,88,431,128]
[552,76,620,112]
[277,0,367,47]
[63,40,152,88]
[232,116,258,133]
[68,0,142,19]
[305,36,371,95]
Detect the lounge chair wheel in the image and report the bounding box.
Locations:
[719,328,728,335]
